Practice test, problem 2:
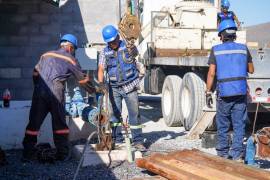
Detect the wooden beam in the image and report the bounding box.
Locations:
[136,149,270,180]
[155,48,209,57]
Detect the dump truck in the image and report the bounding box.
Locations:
[135,0,270,130]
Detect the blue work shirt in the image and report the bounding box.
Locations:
[35,48,86,101]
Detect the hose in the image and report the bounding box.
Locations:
[73,131,97,180]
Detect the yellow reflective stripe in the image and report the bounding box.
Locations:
[111,123,122,127]
[129,125,145,129]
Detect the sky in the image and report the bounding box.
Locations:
[230,0,270,26]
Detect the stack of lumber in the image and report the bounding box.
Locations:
[136,149,270,180]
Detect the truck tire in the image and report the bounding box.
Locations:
[179,73,206,130]
[161,75,182,127]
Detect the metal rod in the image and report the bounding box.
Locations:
[252,103,260,135]
[73,131,98,180]
[118,0,122,21]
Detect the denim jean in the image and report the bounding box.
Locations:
[216,95,247,160]
[109,86,143,144]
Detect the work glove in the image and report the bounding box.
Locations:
[95,82,107,94]
[205,91,213,108]
[79,76,96,94]
[126,44,138,59]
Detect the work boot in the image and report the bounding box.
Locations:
[36,143,56,164]
[55,147,71,161]
[228,155,244,163]
[21,149,37,163]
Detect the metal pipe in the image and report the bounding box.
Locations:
[118,0,122,21]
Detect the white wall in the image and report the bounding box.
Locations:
[0,101,95,150]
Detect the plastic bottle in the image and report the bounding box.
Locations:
[3,89,11,108]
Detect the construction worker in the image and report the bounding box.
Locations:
[217,0,241,28]
[22,34,96,162]
[98,25,145,151]
[206,19,254,161]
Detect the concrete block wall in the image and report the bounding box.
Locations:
[0,0,119,100]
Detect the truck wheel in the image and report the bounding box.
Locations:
[180,73,206,130]
[161,75,182,127]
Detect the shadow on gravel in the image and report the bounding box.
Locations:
[143,131,187,149]
[0,149,119,180]
[139,95,162,122]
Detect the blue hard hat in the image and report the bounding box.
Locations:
[221,0,230,8]
[60,34,78,49]
[218,19,237,35]
[102,25,118,43]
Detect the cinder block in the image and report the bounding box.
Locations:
[11,16,28,23]
[9,36,29,45]
[50,15,70,24]
[0,68,21,78]
[19,25,39,34]
[0,36,9,46]
[0,4,18,13]
[0,47,22,57]
[23,46,46,58]
[30,36,51,45]
[14,88,33,100]
[0,78,32,89]
[30,14,49,24]
[68,117,96,142]
[21,68,33,78]
[0,57,37,68]
[73,144,128,167]
[40,24,61,35]
[18,4,39,14]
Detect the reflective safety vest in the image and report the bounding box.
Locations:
[213,42,248,97]
[218,11,234,22]
[104,40,138,87]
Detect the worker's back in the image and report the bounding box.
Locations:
[36,48,79,84]
[213,41,249,97]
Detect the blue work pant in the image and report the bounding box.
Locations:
[109,87,143,144]
[216,95,247,160]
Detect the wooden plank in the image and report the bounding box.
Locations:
[187,111,216,140]
[136,156,205,180]
[153,154,245,180]
[155,48,209,57]
[132,175,168,180]
[137,149,270,180]
[172,149,270,180]
[169,152,253,180]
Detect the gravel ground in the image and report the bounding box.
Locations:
[1,95,270,180]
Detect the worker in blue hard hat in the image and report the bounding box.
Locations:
[98,25,145,151]
[206,19,254,162]
[22,34,96,163]
[217,0,241,28]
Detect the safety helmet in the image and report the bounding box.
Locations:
[221,0,230,9]
[218,19,237,36]
[60,34,78,49]
[102,25,118,43]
